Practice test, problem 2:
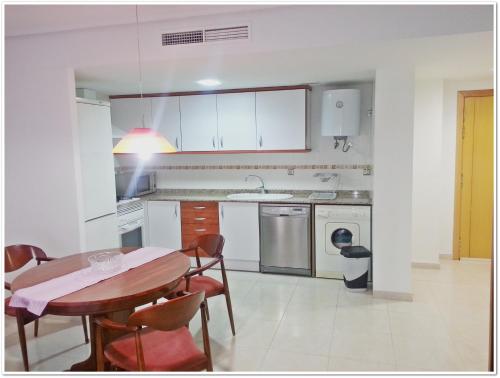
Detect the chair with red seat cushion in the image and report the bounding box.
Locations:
[5,244,89,371]
[174,234,235,336]
[95,291,212,371]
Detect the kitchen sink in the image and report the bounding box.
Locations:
[226,192,294,200]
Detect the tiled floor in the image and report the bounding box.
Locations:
[4,258,491,372]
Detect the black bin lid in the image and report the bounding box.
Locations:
[340,246,372,258]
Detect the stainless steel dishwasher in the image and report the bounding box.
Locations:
[260,204,311,276]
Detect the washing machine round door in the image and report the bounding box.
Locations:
[331,228,353,248]
[325,223,360,254]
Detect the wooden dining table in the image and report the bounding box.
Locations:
[11,247,190,371]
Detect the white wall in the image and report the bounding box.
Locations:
[411,80,444,264]
[5,64,84,258]
[372,67,415,297]
[114,82,374,190]
[438,78,493,255]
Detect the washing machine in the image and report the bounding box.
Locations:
[315,205,371,279]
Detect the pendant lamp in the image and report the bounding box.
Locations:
[113,127,176,160]
[112,5,176,159]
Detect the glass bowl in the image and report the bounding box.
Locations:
[88,251,123,274]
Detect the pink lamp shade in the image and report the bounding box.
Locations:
[112,128,176,158]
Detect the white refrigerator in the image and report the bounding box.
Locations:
[77,99,119,251]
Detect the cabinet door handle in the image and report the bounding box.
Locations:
[174,205,178,218]
[212,137,216,149]
[259,135,263,148]
[195,228,206,232]
[220,205,224,220]
[194,217,206,221]
[220,136,224,149]
[193,206,206,210]
[175,137,179,150]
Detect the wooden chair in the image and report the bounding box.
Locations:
[4,244,89,371]
[174,234,235,336]
[95,291,212,371]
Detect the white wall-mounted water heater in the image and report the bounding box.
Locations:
[321,89,361,137]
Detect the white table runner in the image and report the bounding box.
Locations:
[9,247,175,316]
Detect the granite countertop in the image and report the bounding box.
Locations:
[141,189,372,205]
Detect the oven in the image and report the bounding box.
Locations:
[117,199,145,248]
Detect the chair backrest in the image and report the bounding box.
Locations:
[4,244,47,273]
[187,234,225,258]
[127,291,205,331]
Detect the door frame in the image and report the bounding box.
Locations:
[452,89,494,260]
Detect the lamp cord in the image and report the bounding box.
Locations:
[135,5,145,127]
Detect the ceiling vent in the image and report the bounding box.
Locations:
[204,26,249,42]
[162,30,204,46]
[162,25,249,46]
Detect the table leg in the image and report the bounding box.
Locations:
[69,310,132,371]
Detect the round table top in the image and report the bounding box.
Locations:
[11,247,190,316]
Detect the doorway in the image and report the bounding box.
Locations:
[453,89,494,259]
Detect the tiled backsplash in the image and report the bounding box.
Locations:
[116,165,373,191]
[116,163,372,172]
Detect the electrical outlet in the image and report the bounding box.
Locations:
[288,168,295,176]
[363,167,372,176]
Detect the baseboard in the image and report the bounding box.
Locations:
[190,258,259,272]
[223,259,260,272]
[439,253,453,260]
[373,290,413,302]
[412,261,440,269]
[459,257,491,264]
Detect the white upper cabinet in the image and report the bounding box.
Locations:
[110,87,309,153]
[151,97,182,151]
[216,92,257,151]
[110,98,152,135]
[256,89,307,150]
[180,95,218,151]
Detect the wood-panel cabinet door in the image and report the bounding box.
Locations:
[217,92,257,150]
[180,95,218,151]
[146,201,182,249]
[110,98,153,135]
[151,97,182,151]
[256,89,306,150]
[219,202,260,262]
[180,201,219,248]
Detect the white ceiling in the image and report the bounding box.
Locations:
[7,4,492,94]
[75,31,493,95]
[5,4,277,37]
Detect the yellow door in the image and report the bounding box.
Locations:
[459,95,494,259]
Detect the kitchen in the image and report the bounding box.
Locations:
[103,82,373,278]
[4,3,494,373]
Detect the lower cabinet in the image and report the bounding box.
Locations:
[146,201,182,249]
[146,200,260,272]
[219,202,260,272]
[181,201,219,248]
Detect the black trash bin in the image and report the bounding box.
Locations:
[340,246,372,291]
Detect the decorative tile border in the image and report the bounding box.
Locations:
[116,164,372,172]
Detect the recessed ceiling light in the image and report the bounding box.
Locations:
[197,79,221,87]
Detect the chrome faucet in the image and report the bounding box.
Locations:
[245,175,267,194]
